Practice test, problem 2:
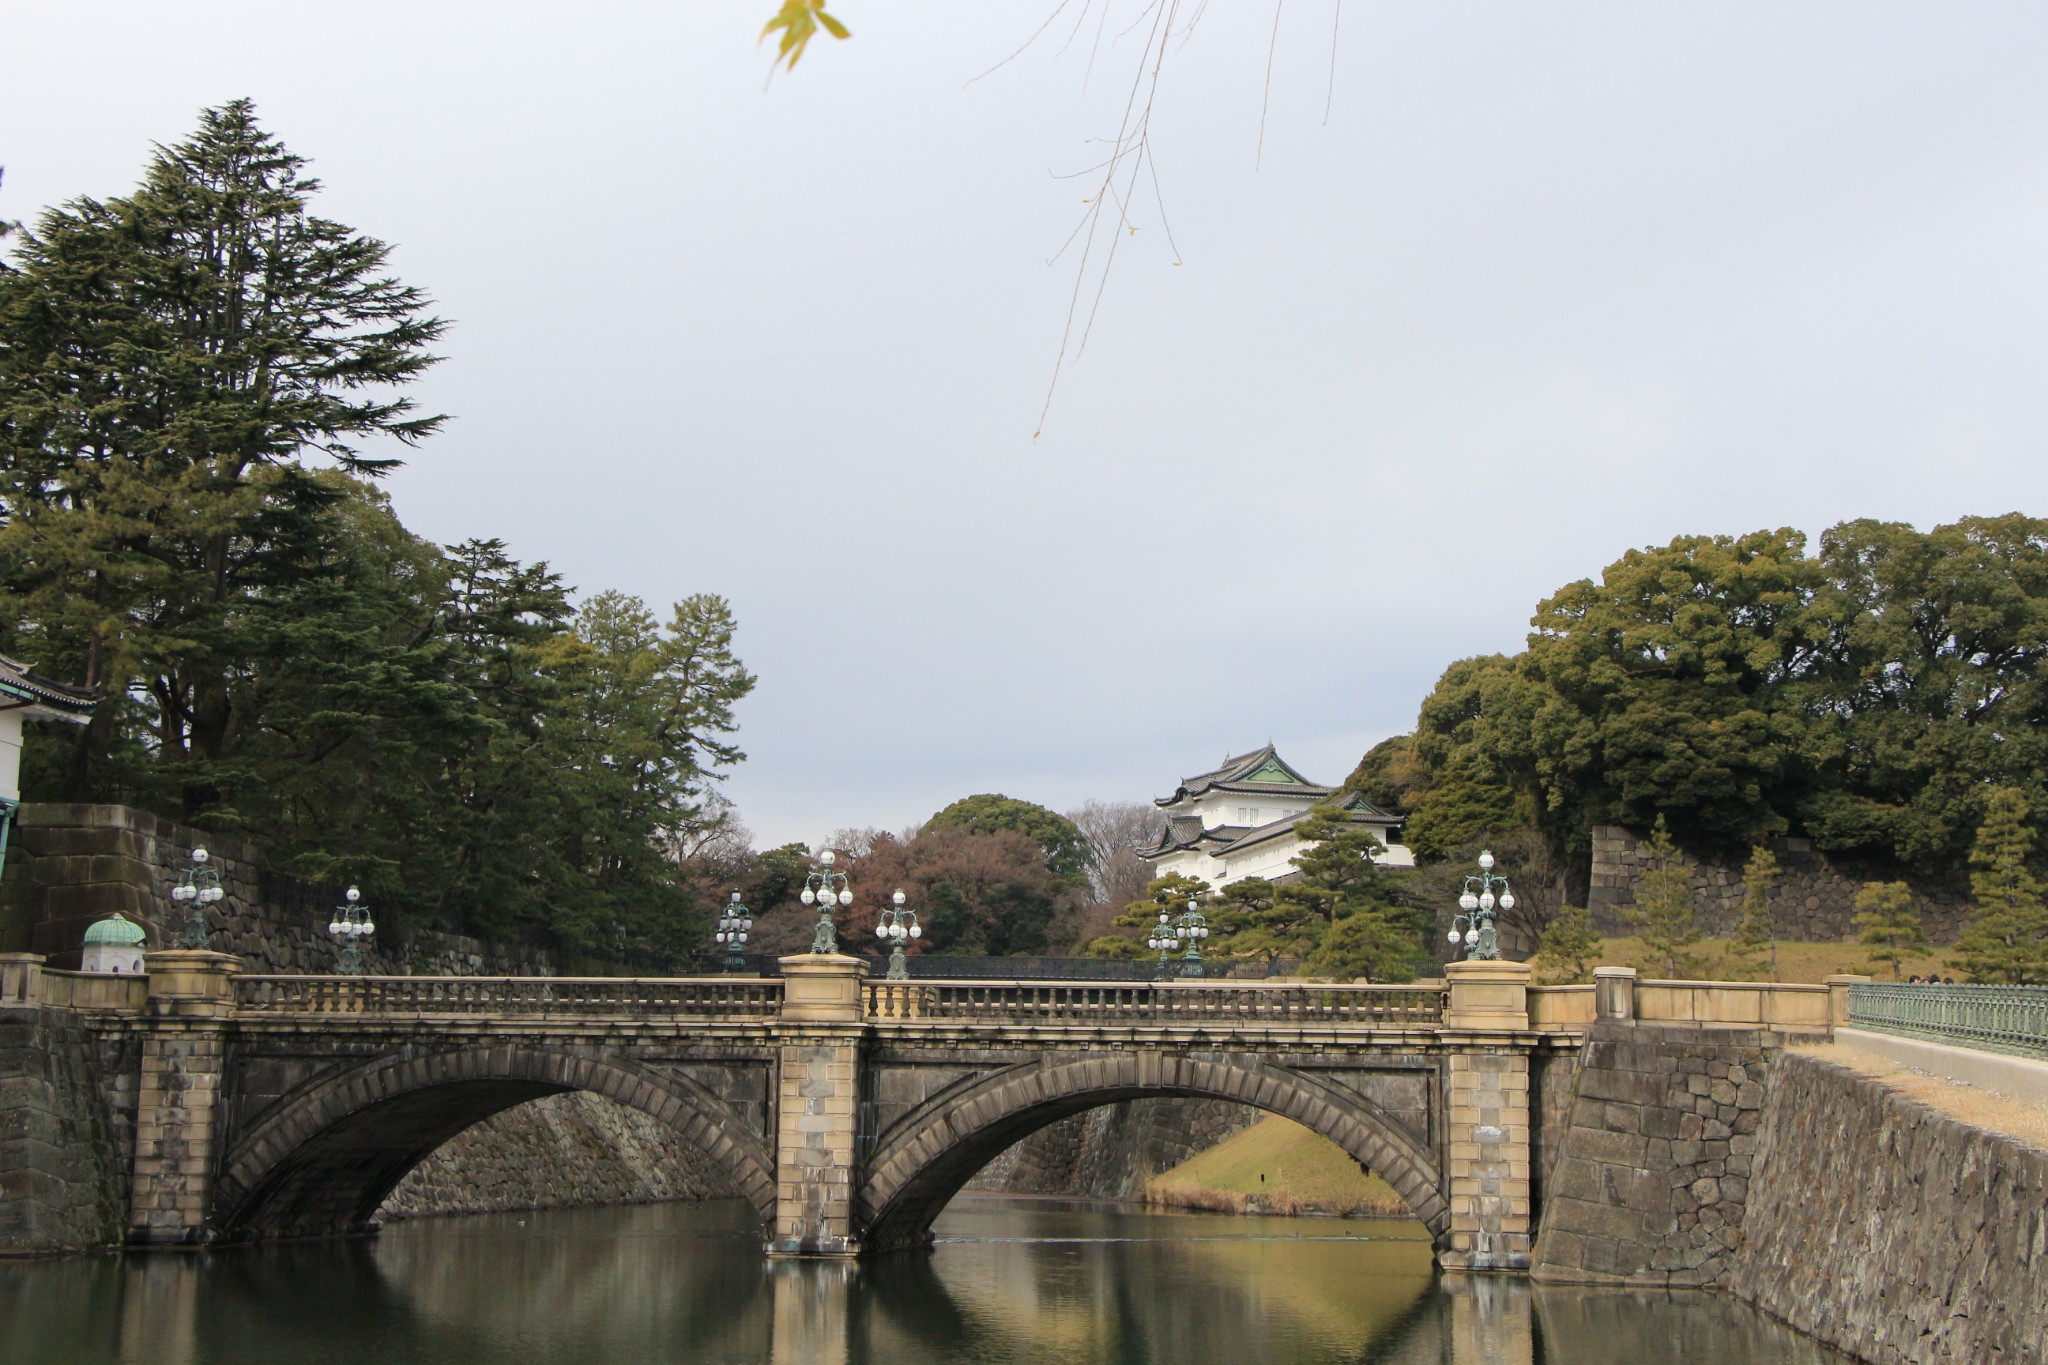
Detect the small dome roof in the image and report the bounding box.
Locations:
[83,913,149,948]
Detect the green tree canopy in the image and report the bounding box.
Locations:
[1854,882,1926,981]
[1,103,756,965]
[1954,787,2048,984]
[926,793,1092,884]
[1387,517,2048,874]
[0,100,447,807]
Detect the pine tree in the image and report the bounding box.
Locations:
[1729,845,1781,982]
[0,99,446,808]
[1536,905,1600,985]
[1854,881,1925,981]
[1625,818,1701,977]
[1953,787,2048,984]
[1279,805,1431,982]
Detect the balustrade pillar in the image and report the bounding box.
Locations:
[1593,966,1637,1021]
[1441,959,1534,1273]
[128,951,240,1246]
[769,954,867,1257]
[0,951,45,1009]
[1824,974,1871,1032]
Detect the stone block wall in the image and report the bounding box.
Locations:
[970,1098,1262,1200]
[1587,825,1970,945]
[0,1009,132,1254]
[0,804,549,976]
[380,1092,740,1219]
[1531,1021,1779,1286]
[1730,1052,2048,1365]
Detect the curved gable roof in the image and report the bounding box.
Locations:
[1154,743,1327,808]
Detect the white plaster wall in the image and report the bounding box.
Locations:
[80,945,146,974]
[1180,787,1322,830]
[0,709,22,801]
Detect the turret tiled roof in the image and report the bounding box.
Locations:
[1136,814,1251,860]
[1153,743,1333,809]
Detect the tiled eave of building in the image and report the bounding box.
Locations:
[1137,823,1252,860]
[1214,806,1396,859]
[0,655,96,720]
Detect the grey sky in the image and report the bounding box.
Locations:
[7,3,2046,847]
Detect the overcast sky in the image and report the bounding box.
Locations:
[7,3,2046,847]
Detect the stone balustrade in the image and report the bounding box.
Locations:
[231,973,784,1017]
[2,951,1856,1037]
[862,978,1446,1025]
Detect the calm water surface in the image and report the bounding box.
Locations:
[1,1197,1847,1364]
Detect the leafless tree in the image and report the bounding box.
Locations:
[1067,799,1163,910]
[829,827,890,859]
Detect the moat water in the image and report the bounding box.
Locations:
[1,1196,1848,1364]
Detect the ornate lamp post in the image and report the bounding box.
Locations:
[800,850,854,955]
[716,890,753,972]
[1449,850,1514,961]
[326,885,375,975]
[1175,897,1211,978]
[875,889,922,980]
[169,847,224,949]
[1147,904,1180,980]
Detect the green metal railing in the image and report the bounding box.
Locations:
[1847,982,2048,1061]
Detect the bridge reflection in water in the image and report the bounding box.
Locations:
[0,1199,1849,1365]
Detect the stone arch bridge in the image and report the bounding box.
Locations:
[0,950,1841,1269]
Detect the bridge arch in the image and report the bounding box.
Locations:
[858,1052,1447,1253]
[212,1045,776,1242]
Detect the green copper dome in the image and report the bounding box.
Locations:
[82,913,148,948]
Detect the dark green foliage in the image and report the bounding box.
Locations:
[1854,881,1925,981]
[1954,788,2048,983]
[0,104,755,962]
[1390,517,2048,882]
[1536,905,1599,985]
[1626,819,1701,978]
[1729,846,1781,981]
[0,100,447,805]
[925,793,1092,884]
[1195,806,1431,982]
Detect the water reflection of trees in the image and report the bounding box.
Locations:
[0,1200,1852,1365]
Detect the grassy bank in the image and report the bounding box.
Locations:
[1144,1116,1412,1219]
[1533,936,1957,984]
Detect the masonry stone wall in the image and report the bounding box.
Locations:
[1587,825,1970,945]
[379,1092,739,1220]
[969,1098,1261,1200]
[0,804,550,976]
[1531,1021,1779,1286]
[1729,1052,2048,1365]
[0,1009,134,1254]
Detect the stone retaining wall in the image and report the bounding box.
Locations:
[1531,1021,1778,1286]
[1587,825,1970,945]
[0,1009,134,1254]
[1533,1024,2048,1364]
[380,1092,738,1220]
[0,803,548,976]
[1729,1052,2048,1365]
